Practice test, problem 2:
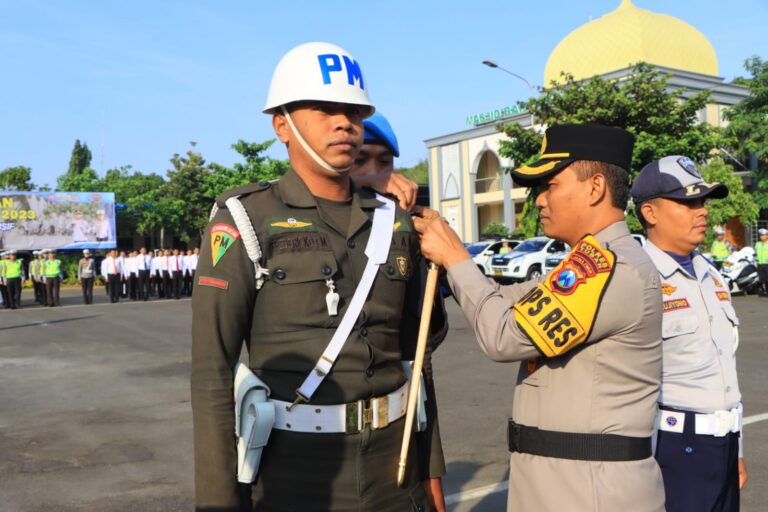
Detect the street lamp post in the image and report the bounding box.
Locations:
[482,59,536,128]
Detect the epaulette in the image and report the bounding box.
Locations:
[216,181,271,207]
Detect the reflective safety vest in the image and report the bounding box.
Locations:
[757,241,768,265]
[44,259,62,278]
[711,240,730,261]
[5,260,22,279]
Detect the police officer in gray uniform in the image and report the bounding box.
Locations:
[415,124,665,511]
[632,156,747,511]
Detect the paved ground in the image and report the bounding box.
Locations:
[0,286,767,511]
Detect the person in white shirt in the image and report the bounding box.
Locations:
[161,249,172,298]
[188,247,199,295]
[103,250,120,303]
[127,250,138,300]
[117,250,128,298]
[169,248,183,299]
[150,249,163,298]
[136,247,152,301]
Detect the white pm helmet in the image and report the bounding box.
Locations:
[263,42,374,115]
[263,42,375,174]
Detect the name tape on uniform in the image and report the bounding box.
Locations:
[211,224,241,267]
[513,235,616,358]
[663,298,690,312]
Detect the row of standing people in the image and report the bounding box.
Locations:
[97,247,199,304]
[0,247,199,309]
[1,249,63,309]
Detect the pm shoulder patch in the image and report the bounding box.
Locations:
[513,235,616,358]
[211,223,241,266]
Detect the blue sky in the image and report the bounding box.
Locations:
[1,0,766,188]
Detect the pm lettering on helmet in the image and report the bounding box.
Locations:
[317,54,365,89]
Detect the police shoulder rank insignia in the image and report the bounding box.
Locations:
[211,224,241,267]
[513,235,615,358]
[661,283,677,296]
[716,291,730,302]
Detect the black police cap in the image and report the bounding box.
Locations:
[510,124,635,187]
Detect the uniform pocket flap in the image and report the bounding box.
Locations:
[662,315,700,339]
[269,251,337,285]
[721,303,740,326]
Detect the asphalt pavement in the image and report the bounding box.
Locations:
[0,286,766,511]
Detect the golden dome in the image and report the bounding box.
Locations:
[544,0,718,85]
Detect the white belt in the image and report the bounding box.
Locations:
[658,406,742,437]
[271,382,409,434]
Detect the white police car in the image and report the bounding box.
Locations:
[542,234,647,274]
[489,237,569,283]
[467,239,520,275]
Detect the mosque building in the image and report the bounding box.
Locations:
[425,0,749,243]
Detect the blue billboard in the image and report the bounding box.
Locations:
[0,191,117,250]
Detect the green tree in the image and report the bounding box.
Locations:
[204,139,289,199]
[0,166,35,190]
[724,56,768,209]
[498,62,724,236]
[700,159,760,248]
[56,166,100,191]
[67,139,93,176]
[397,159,429,184]
[99,165,166,238]
[161,142,211,244]
[481,222,509,238]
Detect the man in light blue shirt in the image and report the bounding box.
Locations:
[632,155,746,512]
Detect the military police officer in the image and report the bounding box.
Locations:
[632,156,746,511]
[415,124,665,511]
[191,42,445,511]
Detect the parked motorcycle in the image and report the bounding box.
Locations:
[720,247,761,295]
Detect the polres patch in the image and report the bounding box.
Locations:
[211,224,241,267]
[549,237,613,295]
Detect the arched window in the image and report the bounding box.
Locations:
[475,151,502,193]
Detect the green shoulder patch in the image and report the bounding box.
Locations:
[211,223,241,266]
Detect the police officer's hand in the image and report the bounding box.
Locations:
[424,477,446,512]
[412,207,471,269]
[739,457,748,489]
[351,172,418,211]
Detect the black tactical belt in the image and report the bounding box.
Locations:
[508,420,652,461]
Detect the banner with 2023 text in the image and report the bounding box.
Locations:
[0,191,117,251]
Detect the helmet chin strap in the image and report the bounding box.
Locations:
[281,106,351,174]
